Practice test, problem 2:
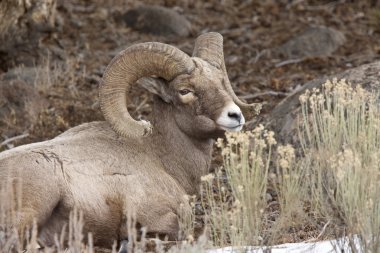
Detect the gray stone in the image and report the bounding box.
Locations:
[273,26,346,59]
[122,5,191,37]
[261,61,380,144]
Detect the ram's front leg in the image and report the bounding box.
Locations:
[117,238,178,253]
[146,211,179,241]
[117,210,179,253]
[6,172,61,247]
[16,199,60,247]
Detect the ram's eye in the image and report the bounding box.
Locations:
[178,89,192,96]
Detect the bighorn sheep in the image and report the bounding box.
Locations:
[0,32,256,248]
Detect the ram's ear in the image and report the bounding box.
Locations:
[137,77,172,103]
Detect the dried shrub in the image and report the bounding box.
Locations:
[201,126,275,247]
[299,79,380,252]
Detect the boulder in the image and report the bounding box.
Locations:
[121,5,191,37]
[261,61,380,144]
[273,26,346,59]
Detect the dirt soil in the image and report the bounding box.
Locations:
[1,0,380,245]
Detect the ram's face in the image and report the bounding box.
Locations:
[168,58,245,138]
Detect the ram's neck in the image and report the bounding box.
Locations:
[148,98,214,195]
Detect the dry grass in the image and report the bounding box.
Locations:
[196,79,380,252]
[299,79,380,252]
[200,126,274,248]
[0,178,23,252]
[0,54,86,150]
[1,80,380,252]
[0,179,208,252]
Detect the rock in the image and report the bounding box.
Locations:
[266,193,273,202]
[121,5,191,37]
[261,61,380,144]
[273,26,346,59]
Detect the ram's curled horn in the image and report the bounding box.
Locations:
[100,42,195,138]
[193,32,261,119]
[192,32,224,68]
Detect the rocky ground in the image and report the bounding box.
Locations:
[1,0,380,245]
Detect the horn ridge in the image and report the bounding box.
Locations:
[193,32,224,68]
[100,42,194,138]
[193,32,260,119]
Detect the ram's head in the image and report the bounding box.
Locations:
[100,32,258,139]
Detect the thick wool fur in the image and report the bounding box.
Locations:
[0,57,239,248]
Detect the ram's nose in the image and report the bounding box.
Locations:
[216,102,245,131]
[228,111,242,123]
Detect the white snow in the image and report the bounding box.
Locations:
[208,237,362,253]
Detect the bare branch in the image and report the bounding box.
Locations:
[240,91,289,100]
[0,133,29,148]
[275,58,304,68]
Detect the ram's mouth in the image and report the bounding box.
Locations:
[219,124,244,132]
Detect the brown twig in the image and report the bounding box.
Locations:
[305,220,331,243]
[240,91,290,100]
[275,58,304,68]
[0,133,29,148]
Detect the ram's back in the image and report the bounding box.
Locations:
[0,121,184,245]
[0,121,176,202]
[0,120,183,199]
